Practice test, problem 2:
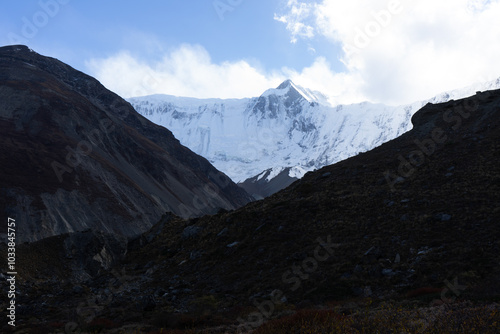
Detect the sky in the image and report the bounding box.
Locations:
[1,0,500,105]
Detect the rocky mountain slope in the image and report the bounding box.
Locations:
[5,84,499,333]
[238,166,301,200]
[128,88,500,310]
[128,77,500,199]
[0,45,252,243]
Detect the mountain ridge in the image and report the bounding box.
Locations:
[0,45,253,242]
[129,77,500,195]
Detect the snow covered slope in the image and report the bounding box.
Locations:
[128,78,500,186]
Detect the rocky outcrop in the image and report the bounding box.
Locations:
[238,167,299,199]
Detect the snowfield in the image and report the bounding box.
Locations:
[128,78,500,184]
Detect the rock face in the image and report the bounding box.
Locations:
[0,45,253,243]
[62,230,129,282]
[238,167,300,199]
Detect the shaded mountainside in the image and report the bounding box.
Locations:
[5,86,499,332]
[128,89,500,305]
[238,167,300,200]
[0,45,252,243]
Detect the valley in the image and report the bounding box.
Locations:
[0,46,499,333]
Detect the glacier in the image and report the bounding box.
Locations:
[128,77,500,185]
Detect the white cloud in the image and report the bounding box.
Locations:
[283,57,366,104]
[86,44,286,99]
[85,44,354,104]
[274,0,316,43]
[307,46,317,55]
[86,1,500,106]
[276,0,500,104]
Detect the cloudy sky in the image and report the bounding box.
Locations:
[2,0,500,105]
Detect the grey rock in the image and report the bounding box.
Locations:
[435,213,452,221]
[364,246,381,258]
[382,269,396,276]
[182,226,203,239]
[394,254,401,263]
[441,214,452,221]
[62,230,128,281]
[354,265,364,273]
[189,250,203,260]
[255,223,266,231]
[72,285,84,295]
[239,166,300,199]
[393,177,405,184]
[217,227,228,237]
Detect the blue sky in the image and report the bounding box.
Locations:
[2,0,500,105]
[2,1,327,70]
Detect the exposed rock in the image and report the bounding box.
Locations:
[395,254,401,263]
[239,167,299,199]
[435,213,452,221]
[382,269,396,276]
[354,265,364,273]
[63,230,128,280]
[0,45,252,243]
[217,227,228,237]
[364,246,382,259]
[182,226,203,239]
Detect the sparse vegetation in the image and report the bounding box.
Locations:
[253,303,500,334]
[2,47,500,334]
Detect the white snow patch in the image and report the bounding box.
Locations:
[265,167,285,182]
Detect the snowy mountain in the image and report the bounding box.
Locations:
[128,77,500,195]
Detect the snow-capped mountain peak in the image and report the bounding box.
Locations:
[262,79,302,98]
[251,79,314,119]
[261,79,329,106]
[128,76,500,194]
